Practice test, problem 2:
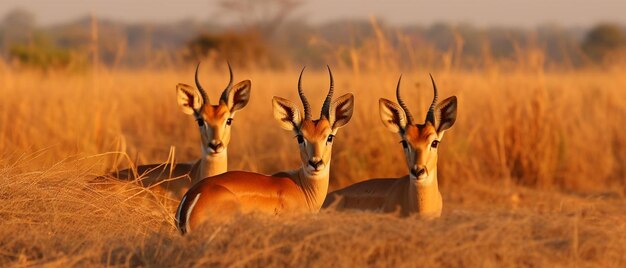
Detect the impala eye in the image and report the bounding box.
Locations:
[400,140,408,149]
[431,140,440,148]
[296,135,304,144]
[196,118,204,127]
[226,118,233,126]
[327,135,334,143]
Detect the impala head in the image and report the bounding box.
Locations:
[379,74,457,183]
[176,62,251,156]
[272,66,354,176]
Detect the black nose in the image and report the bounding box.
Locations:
[308,160,323,169]
[208,142,222,151]
[411,167,426,177]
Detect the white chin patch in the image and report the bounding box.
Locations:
[410,173,429,182]
[207,149,225,155]
[305,166,328,178]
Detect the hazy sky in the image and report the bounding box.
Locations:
[0,0,624,28]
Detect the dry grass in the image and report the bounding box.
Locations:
[1,66,626,267]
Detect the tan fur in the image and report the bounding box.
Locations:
[176,118,337,233]
[301,120,332,140]
[176,74,354,234]
[108,79,251,200]
[323,123,443,218]
[179,171,325,231]
[323,82,456,219]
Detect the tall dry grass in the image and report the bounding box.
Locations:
[1,155,625,267]
[1,64,626,266]
[1,66,625,192]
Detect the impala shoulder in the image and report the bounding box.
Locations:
[339,178,399,194]
[271,171,293,178]
[211,171,299,189]
[356,178,399,188]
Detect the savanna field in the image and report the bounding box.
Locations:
[1,62,626,266]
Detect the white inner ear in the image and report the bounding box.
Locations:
[272,97,301,131]
[379,99,406,133]
[329,94,354,129]
[228,81,251,112]
[435,97,457,133]
[177,84,202,115]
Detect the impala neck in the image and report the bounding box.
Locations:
[195,150,228,182]
[408,170,442,216]
[295,165,330,212]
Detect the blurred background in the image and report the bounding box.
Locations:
[1,0,625,194]
[1,2,626,266]
[0,0,625,71]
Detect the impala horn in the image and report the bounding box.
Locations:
[219,61,234,104]
[320,65,334,119]
[195,62,209,110]
[395,75,415,125]
[298,67,312,120]
[425,73,439,125]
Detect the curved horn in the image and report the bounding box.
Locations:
[426,73,439,124]
[298,67,312,119]
[195,62,209,108]
[320,65,334,119]
[395,75,414,125]
[219,61,234,103]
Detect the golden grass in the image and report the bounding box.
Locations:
[1,66,626,266]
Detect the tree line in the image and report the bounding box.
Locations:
[0,8,625,70]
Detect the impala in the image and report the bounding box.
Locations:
[323,74,457,218]
[175,67,354,234]
[110,63,251,199]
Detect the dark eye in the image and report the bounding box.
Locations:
[431,140,439,148]
[327,135,334,143]
[196,118,204,127]
[400,140,408,149]
[297,135,304,144]
[226,118,233,126]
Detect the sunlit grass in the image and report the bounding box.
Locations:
[0,65,625,266]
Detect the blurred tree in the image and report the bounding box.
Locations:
[9,33,73,70]
[182,0,302,67]
[217,0,302,37]
[582,23,626,62]
[185,31,275,67]
[0,8,36,54]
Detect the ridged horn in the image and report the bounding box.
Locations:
[395,75,414,125]
[219,61,234,104]
[195,62,209,109]
[320,65,334,119]
[426,73,439,124]
[298,67,312,119]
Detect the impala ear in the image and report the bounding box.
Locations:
[226,80,251,113]
[328,93,354,130]
[434,96,457,134]
[379,98,407,133]
[272,97,302,131]
[177,83,203,115]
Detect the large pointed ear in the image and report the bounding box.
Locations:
[379,98,407,133]
[177,83,203,115]
[434,96,457,134]
[328,93,354,130]
[272,97,302,131]
[226,80,251,113]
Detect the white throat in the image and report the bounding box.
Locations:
[198,148,228,179]
[410,169,437,186]
[203,149,228,159]
[302,163,330,180]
